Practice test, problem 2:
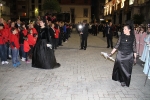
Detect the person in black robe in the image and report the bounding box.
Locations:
[32,19,60,69]
[109,21,137,87]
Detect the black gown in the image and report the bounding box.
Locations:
[112,33,136,87]
[32,27,60,69]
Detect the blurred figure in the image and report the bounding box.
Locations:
[106,22,113,49]
[0,23,9,65]
[79,20,89,50]
[10,28,20,67]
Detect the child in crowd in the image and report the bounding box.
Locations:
[0,23,9,65]
[18,23,28,61]
[23,37,30,63]
[10,27,20,67]
[27,29,36,59]
[54,24,60,49]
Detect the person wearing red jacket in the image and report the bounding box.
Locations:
[0,18,11,60]
[27,29,36,59]
[18,23,28,61]
[29,23,38,35]
[8,22,17,59]
[0,23,9,65]
[54,25,60,49]
[23,37,30,63]
[10,27,20,67]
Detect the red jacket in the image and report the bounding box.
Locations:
[10,33,20,49]
[8,27,19,42]
[30,28,38,35]
[22,29,27,36]
[54,28,60,38]
[24,40,30,52]
[27,34,36,46]
[0,29,9,44]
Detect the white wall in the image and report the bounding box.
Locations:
[1,6,10,20]
[60,5,91,23]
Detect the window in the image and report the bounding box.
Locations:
[22,12,26,16]
[38,0,41,3]
[32,5,35,11]
[38,5,41,10]
[31,0,35,3]
[71,0,75,3]
[39,12,42,16]
[22,6,26,9]
[12,4,16,10]
[70,8,75,23]
[83,8,88,17]
[32,12,34,16]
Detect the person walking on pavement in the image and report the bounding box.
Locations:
[109,20,137,87]
[79,20,89,50]
[106,22,113,49]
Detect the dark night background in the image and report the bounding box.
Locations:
[91,0,105,23]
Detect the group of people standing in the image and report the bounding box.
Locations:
[0,18,38,67]
[134,25,150,79]
[0,15,72,69]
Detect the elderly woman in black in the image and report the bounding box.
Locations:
[109,22,137,87]
[32,19,60,69]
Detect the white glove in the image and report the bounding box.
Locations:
[46,44,52,49]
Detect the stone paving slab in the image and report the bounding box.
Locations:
[0,32,150,100]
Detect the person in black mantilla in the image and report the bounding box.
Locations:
[32,19,60,69]
[109,20,137,87]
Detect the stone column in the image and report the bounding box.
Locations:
[116,13,119,24]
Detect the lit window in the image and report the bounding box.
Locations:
[83,8,88,17]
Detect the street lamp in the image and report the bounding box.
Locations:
[0,3,2,17]
[35,8,38,17]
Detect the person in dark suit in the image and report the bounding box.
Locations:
[106,22,113,49]
[79,20,89,50]
[92,22,98,36]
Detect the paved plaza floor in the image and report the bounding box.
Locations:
[0,32,150,100]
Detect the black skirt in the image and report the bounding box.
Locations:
[32,39,60,69]
[112,51,134,87]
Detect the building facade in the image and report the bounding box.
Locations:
[91,0,105,23]
[10,0,29,21]
[10,0,45,21]
[0,0,10,20]
[10,0,91,23]
[59,0,91,23]
[104,0,150,24]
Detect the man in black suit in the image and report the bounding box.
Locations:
[79,20,89,50]
[105,22,113,49]
[92,22,98,36]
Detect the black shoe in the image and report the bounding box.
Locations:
[84,48,86,50]
[121,82,126,87]
[59,45,63,46]
[54,63,61,69]
[7,57,11,60]
[107,46,110,48]
[80,48,83,50]
[111,47,113,49]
